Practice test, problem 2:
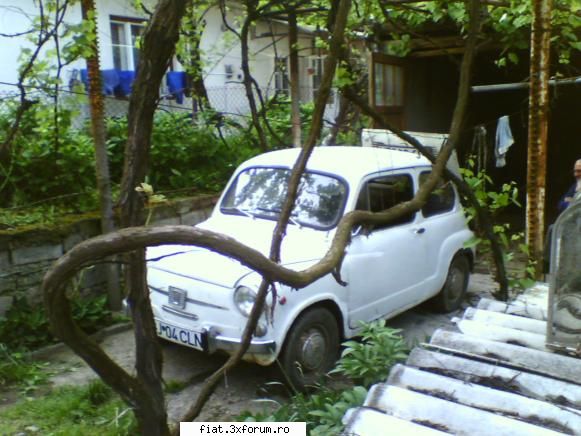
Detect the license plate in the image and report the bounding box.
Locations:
[156,320,205,351]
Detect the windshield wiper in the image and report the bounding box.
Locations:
[255,207,301,227]
[222,207,256,218]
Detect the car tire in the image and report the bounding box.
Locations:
[431,254,470,313]
[279,307,340,392]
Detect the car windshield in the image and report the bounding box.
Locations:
[221,167,347,229]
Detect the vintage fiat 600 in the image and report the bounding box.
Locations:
[147,146,474,388]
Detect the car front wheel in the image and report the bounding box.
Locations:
[431,254,470,312]
[279,307,340,391]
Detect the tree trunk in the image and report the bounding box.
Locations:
[80,0,120,310]
[526,0,552,278]
[188,5,210,116]
[238,3,268,151]
[118,1,188,434]
[327,93,350,145]
[288,10,302,147]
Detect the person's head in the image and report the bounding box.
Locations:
[575,159,581,180]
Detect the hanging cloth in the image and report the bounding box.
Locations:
[495,115,514,168]
[471,125,488,173]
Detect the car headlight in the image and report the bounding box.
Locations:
[234,286,257,317]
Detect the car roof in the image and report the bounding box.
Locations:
[239,146,432,180]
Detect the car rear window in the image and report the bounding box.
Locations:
[419,171,456,217]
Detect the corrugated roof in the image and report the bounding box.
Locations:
[343,286,581,435]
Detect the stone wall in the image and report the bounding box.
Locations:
[0,195,217,315]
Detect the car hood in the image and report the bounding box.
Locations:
[146,216,333,288]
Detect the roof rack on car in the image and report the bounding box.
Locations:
[361,129,460,176]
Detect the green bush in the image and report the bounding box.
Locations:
[242,321,408,434]
[0,96,326,226]
[460,157,535,290]
[0,102,96,210]
[0,100,263,213]
[241,385,367,436]
[332,321,408,387]
[0,294,113,351]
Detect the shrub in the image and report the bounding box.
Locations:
[460,157,535,290]
[0,102,262,211]
[332,321,408,387]
[0,101,96,209]
[242,321,408,434]
[0,294,113,352]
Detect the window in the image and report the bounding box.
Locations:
[274,57,289,95]
[110,17,145,71]
[224,64,234,81]
[356,174,415,229]
[373,62,403,107]
[420,172,455,217]
[310,56,334,104]
[370,53,405,128]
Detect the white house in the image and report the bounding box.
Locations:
[0,0,339,123]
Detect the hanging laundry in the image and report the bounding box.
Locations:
[471,125,488,173]
[495,115,514,168]
[166,71,187,104]
[79,69,120,96]
[117,70,136,97]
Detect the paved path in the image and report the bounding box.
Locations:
[36,273,498,423]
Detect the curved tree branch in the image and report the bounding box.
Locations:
[342,0,509,299]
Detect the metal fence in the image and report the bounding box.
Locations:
[0,82,342,130]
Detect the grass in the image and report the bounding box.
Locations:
[0,380,137,435]
[0,346,51,395]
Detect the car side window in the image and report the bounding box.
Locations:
[419,171,455,217]
[356,173,415,229]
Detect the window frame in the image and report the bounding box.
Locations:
[220,165,350,231]
[274,57,290,95]
[369,52,405,128]
[110,15,146,71]
[419,171,457,218]
[309,56,334,104]
[356,171,416,230]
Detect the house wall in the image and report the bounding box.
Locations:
[199,6,324,118]
[0,1,335,128]
[0,0,84,94]
[0,0,155,95]
[93,0,156,70]
[404,57,458,133]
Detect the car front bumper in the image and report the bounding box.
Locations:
[206,326,276,355]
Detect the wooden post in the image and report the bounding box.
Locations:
[80,0,120,309]
[526,0,553,278]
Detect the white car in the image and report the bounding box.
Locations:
[147,146,474,388]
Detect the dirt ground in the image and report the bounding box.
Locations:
[1,273,497,424]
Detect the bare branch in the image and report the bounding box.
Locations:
[0,0,70,157]
[0,29,36,37]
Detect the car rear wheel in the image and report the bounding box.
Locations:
[279,307,340,391]
[431,254,470,312]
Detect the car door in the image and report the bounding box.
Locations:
[342,170,430,328]
[417,170,462,288]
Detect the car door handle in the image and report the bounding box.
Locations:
[414,227,426,234]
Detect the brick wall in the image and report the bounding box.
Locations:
[0,195,217,315]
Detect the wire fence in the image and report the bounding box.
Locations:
[0,81,342,130]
